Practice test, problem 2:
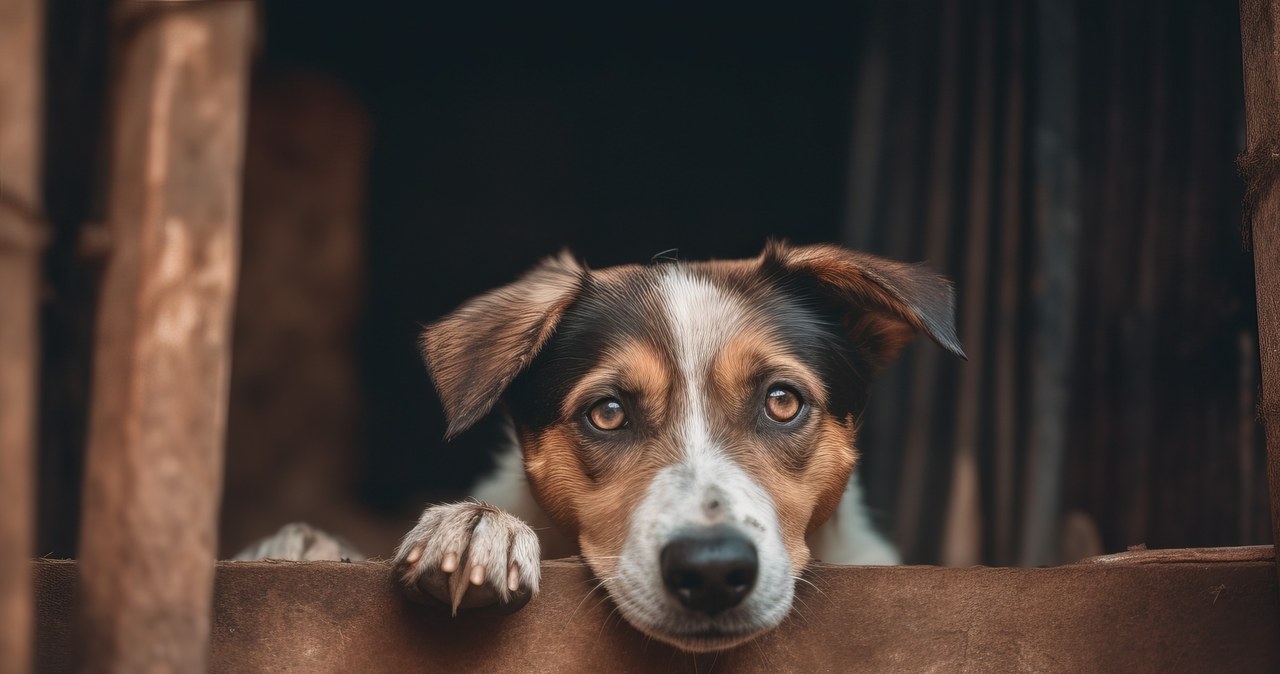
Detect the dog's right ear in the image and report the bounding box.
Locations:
[421,251,586,438]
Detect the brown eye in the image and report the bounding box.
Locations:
[587,398,627,431]
[764,386,802,423]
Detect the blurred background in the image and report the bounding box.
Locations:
[33,0,1266,566]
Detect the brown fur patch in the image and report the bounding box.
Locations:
[704,335,857,572]
[563,341,673,429]
[522,424,682,581]
[761,240,966,363]
[712,331,828,412]
[421,251,584,437]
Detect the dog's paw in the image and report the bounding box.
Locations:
[393,501,540,615]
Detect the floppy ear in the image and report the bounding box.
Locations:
[761,241,966,367]
[421,251,586,438]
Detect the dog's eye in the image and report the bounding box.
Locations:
[764,386,803,423]
[586,398,627,431]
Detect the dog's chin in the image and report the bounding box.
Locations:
[613,600,790,653]
[642,626,769,653]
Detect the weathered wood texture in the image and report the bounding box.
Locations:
[848,0,1262,565]
[32,552,1280,673]
[220,69,374,557]
[75,2,252,671]
[0,0,45,671]
[1239,0,1280,582]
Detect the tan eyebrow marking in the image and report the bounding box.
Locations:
[712,330,827,411]
[562,340,672,426]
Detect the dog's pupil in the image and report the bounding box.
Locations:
[766,388,799,421]
[590,399,625,429]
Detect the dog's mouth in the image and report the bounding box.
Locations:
[645,625,769,653]
[612,599,791,653]
[597,570,795,653]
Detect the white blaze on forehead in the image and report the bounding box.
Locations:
[608,266,794,641]
[657,266,747,457]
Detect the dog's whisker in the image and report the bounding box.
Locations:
[597,603,625,641]
[567,576,615,623]
[791,573,829,601]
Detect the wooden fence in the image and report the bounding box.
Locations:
[2,0,1279,670]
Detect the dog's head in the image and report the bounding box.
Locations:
[421,241,963,651]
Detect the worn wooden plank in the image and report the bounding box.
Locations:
[0,0,45,670]
[941,0,996,568]
[1239,0,1280,582]
[892,0,965,562]
[31,553,1280,673]
[75,2,252,671]
[844,0,936,526]
[992,0,1026,567]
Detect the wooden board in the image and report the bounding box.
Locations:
[0,0,44,671]
[33,551,1280,673]
[75,3,252,671]
[1239,0,1280,588]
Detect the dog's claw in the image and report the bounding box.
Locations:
[449,560,471,615]
[393,501,541,615]
[404,546,422,565]
[507,563,520,593]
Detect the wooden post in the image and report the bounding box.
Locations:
[0,0,45,669]
[1239,0,1280,586]
[76,2,252,670]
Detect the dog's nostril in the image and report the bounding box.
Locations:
[725,568,752,590]
[660,525,758,616]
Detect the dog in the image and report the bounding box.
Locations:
[392,241,964,652]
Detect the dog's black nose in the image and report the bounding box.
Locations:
[660,526,758,615]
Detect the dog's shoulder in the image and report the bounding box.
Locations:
[806,475,901,565]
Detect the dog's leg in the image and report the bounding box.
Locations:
[471,437,578,558]
[393,501,540,614]
[806,473,901,565]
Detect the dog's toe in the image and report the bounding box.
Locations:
[393,501,541,614]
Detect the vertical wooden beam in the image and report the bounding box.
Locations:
[893,0,964,562]
[941,0,996,568]
[1239,0,1280,584]
[76,2,252,670]
[1019,0,1080,568]
[0,0,45,669]
[992,0,1026,567]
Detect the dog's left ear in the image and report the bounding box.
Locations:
[761,241,966,367]
[421,251,586,438]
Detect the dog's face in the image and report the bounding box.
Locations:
[422,242,962,652]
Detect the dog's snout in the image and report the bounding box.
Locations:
[660,526,758,615]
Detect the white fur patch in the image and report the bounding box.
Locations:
[657,266,746,462]
[806,474,901,565]
[598,268,795,643]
